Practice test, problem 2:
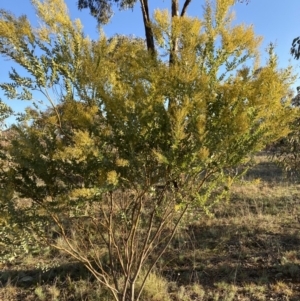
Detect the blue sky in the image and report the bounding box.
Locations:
[0,0,299,125]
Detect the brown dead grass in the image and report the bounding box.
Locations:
[1,154,300,300]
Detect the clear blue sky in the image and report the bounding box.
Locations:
[0,0,299,125]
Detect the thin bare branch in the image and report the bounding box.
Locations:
[180,0,193,16]
[136,203,189,300]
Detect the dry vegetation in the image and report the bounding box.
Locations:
[1,154,300,301]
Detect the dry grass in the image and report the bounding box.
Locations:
[1,154,300,300]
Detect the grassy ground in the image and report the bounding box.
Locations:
[1,154,300,300]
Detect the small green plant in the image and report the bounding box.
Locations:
[48,284,60,301]
[119,270,172,301]
[271,281,293,297]
[174,284,206,301]
[191,283,206,300]
[215,282,238,301]
[35,286,46,301]
[243,283,266,301]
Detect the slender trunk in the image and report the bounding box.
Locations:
[181,0,192,17]
[167,0,179,112]
[168,0,193,113]
[140,0,155,52]
[169,0,193,65]
[169,0,179,66]
[139,0,193,55]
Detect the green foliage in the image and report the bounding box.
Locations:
[291,36,300,60]
[0,100,12,126]
[77,0,137,24]
[269,88,300,179]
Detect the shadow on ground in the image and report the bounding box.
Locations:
[162,222,300,289]
[0,261,90,288]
